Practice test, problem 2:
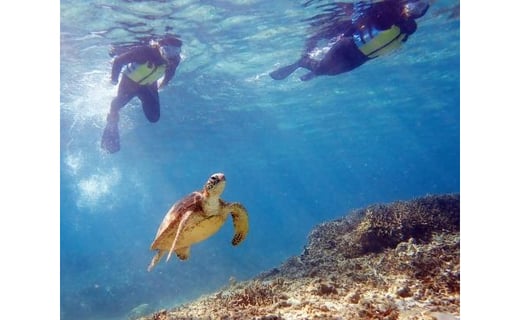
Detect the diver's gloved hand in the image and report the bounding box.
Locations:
[110,78,118,85]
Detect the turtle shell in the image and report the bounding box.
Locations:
[150,192,228,252]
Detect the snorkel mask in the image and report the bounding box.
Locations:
[159,45,181,60]
[157,37,183,61]
[402,0,429,19]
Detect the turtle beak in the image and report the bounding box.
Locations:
[212,173,225,182]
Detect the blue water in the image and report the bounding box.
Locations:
[60,1,459,319]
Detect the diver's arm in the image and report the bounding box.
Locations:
[111,53,131,84]
[398,19,418,41]
[159,56,180,89]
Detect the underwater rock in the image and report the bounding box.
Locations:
[128,303,152,320]
[137,193,460,320]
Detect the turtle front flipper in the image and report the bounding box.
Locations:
[227,202,249,245]
[166,210,195,262]
[147,250,165,272]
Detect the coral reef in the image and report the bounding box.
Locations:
[137,194,460,320]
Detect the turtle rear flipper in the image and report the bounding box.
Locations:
[175,247,191,260]
[228,202,249,245]
[147,250,165,272]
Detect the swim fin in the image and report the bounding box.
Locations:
[269,62,300,80]
[101,113,120,153]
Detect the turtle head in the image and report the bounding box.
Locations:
[204,172,226,196]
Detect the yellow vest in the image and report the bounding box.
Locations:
[124,62,166,85]
[357,25,406,58]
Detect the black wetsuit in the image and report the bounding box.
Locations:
[302,1,417,78]
[110,46,180,122]
[101,44,180,153]
[270,0,421,81]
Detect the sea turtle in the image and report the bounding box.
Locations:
[147,172,249,271]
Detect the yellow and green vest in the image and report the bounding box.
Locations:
[354,25,407,59]
[123,62,166,85]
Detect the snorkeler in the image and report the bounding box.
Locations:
[101,36,182,153]
[269,0,430,81]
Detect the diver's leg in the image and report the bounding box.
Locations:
[297,55,321,81]
[298,55,320,71]
[101,77,136,153]
[270,52,324,81]
[312,37,366,76]
[137,83,160,123]
[109,77,136,115]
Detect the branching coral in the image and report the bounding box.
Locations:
[226,280,279,307]
[355,194,459,255]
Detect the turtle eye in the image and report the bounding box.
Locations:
[206,175,219,189]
